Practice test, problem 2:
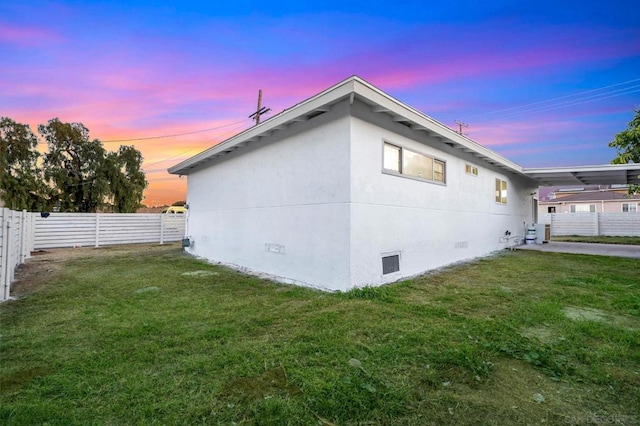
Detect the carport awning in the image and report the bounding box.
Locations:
[523,164,640,186]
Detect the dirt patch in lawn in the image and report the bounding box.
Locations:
[563,306,640,330]
[223,366,301,403]
[9,244,180,299]
[519,326,559,344]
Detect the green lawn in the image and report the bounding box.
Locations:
[1,244,639,425]
[551,235,640,245]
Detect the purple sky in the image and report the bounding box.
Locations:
[2,0,639,205]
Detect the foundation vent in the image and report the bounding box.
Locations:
[382,254,400,275]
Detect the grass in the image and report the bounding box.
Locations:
[551,235,640,245]
[1,244,639,425]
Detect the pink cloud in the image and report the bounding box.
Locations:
[0,21,63,46]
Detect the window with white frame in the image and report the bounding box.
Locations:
[465,164,478,176]
[622,203,637,212]
[383,142,446,184]
[495,178,507,204]
[571,204,596,213]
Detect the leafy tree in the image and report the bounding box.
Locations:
[609,110,640,194]
[39,118,110,212]
[0,117,49,210]
[106,145,148,213]
[39,119,148,213]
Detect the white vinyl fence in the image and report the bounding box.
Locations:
[33,213,186,249]
[1,209,34,301]
[545,213,640,237]
[0,211,186,302]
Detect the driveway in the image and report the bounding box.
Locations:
[517,242,640,259]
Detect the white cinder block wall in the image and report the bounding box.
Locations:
[185,106,353,291]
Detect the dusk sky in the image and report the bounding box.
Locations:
[2,0,639,206]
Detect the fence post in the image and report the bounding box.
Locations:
[160,214,165,245]
[95,214,100,247]
[19,210,28,263]
[1,208,9,301]
[2,210,13,300]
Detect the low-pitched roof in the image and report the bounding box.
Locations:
[169,76,640,187]
[524,164,640,186]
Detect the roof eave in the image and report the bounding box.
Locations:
[169,75,528,177]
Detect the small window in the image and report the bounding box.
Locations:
[383,143,401,172]
[434,160,445,182]
[495,179,507,204]
[622,203,637,212]
[547,206,556,213]
[382,142,445,184]
[382,254,400,275]
[465,164,478,176]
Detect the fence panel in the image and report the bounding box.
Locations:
[34,213,100,249]
[1,208,34,302]
[33,213,186,250]
[550,213,598,236]
[598,212,640,236]
[549,212,640,237]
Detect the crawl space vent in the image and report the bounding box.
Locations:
[382,254,400,275]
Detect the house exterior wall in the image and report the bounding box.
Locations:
[538,199,640,216]
[184,100,537,292]
[184,106,352,291]
[347,109,536,288]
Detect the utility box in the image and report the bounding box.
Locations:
[544,224,551,242]
[534,223,546,244]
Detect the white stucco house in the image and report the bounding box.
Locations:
[169,76,640,291]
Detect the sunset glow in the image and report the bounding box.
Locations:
[2,1,639,205]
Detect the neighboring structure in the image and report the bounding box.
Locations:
[538,185,640,215]
[169,76,640,291]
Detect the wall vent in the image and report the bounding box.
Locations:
[382,254,400,274]
[454,241,469,249]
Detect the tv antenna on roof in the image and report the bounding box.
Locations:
[454,120,468,135]
[249,89,271,125]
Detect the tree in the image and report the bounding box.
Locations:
[0,117,49,210]
[171,200,186,206]
[609,110,640,194]
[39,118,110,212]
[106,145,148,213]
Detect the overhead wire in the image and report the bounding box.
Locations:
[102,118,251,143]
[469,77,640,120]
[497,85,640,120]
[142,121,251,171]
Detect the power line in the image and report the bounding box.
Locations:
[469,77,640,120]
[102,118,251,143]
[142,121,250,171]
[498,86,640,120]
